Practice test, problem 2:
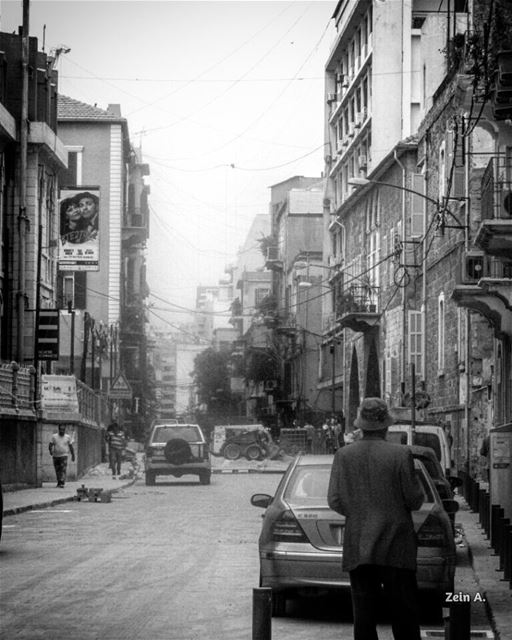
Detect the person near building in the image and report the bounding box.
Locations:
[106,422,126,479]
[304,422,315,453]
[48,424,75,488]
[327,397,424,640]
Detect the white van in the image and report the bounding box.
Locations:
[387,422,453,477]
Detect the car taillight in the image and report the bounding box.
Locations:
[417,514,447,547]
[271,510,308,543]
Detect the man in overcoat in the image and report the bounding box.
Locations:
[328,397,424,640]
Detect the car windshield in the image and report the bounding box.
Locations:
[151,425,202,443]
[284,465,331,504]
[413,433,442,462]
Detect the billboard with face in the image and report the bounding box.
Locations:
[58,188,100,271]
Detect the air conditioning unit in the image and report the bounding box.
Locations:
[463,251,486,283]
[266,246,279,262]
[348,123,355,137]
[358,155,368,168]
[264,380,278,391]
[327,92,338,104]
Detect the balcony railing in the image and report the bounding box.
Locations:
[481,156,512,221]
[0,362,35,411]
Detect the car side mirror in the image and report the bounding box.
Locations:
[442,499,459,514]
[251,493,272,509]
[449,476,463,489]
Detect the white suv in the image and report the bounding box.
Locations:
[387,422,453,477]
[145,422,211,485]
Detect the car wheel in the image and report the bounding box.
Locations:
[164,438,191,465]
[245,445,262,461]
[223,443,241,460]
[145,471,156,486]
[272,591,287,617]
[199,472,211,485]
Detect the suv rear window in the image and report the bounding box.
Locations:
[413,432,441,462]
[387,430,408,445]
[151,425,203,443]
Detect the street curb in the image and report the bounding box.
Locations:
[212,468,286,474]
[3,477,139,518]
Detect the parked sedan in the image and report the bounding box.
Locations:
[251,454,458,616]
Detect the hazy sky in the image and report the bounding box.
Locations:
[1,0,336,324]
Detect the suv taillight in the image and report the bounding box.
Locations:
[417,514,447,547]
[271,510,308,543]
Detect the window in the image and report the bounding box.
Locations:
[408,309,423,377]
[60,146,83,187]
[438,293,445,374]
[411,173,425,237]
[57,272,87,309]
[255,288,270,306]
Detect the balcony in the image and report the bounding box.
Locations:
[475,156,512,257]
[452,250,512,337]
[335,285,380,333]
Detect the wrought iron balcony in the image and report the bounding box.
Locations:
[476,156,512,257]
[335,284,380,332]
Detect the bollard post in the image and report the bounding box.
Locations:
[490,505,502,553]
[252,587,272,640]
[502,523,512,581]
[497,516,509,570]
[447,600,471,640]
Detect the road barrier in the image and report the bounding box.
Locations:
[252,587,271,640]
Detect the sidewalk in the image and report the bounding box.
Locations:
[2,465,510,639]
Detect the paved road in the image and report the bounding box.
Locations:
[1,473,445,640]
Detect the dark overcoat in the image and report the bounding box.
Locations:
[327,436,424,572]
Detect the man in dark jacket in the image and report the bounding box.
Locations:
[328,397,424,640]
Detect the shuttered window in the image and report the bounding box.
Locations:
[411,173,425,237]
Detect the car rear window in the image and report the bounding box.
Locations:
[415,466,435,504]
[151,425,202,443]
[413,433,441,462]
[284,465,331,504]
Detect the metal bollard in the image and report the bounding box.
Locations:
[502,523,512,581]
[490,505,503,553]
[447,601,471,640]
[252,587,272,640]
[497,517,509,570]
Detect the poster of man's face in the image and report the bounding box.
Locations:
[58,188,100,271]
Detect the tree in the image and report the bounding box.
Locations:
[193,348,230,402]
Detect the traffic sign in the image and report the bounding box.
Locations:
[109,372,132,399]
[36,309,60,360]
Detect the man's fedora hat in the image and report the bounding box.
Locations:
[354,397,394,431]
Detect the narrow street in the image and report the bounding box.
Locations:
[0,473,451,640]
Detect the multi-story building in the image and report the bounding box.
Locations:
[323,0,512,505]
[57,96,151,438]
[257,176,324,428]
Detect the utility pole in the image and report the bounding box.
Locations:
[17,0,30,362]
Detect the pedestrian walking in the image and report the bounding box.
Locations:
[106,422,126,479]
[327,397,424,640]
[48,425,75,488]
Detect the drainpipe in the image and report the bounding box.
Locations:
[17,0,30,362]
[394,150,407,406]
[463,114,471,474]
